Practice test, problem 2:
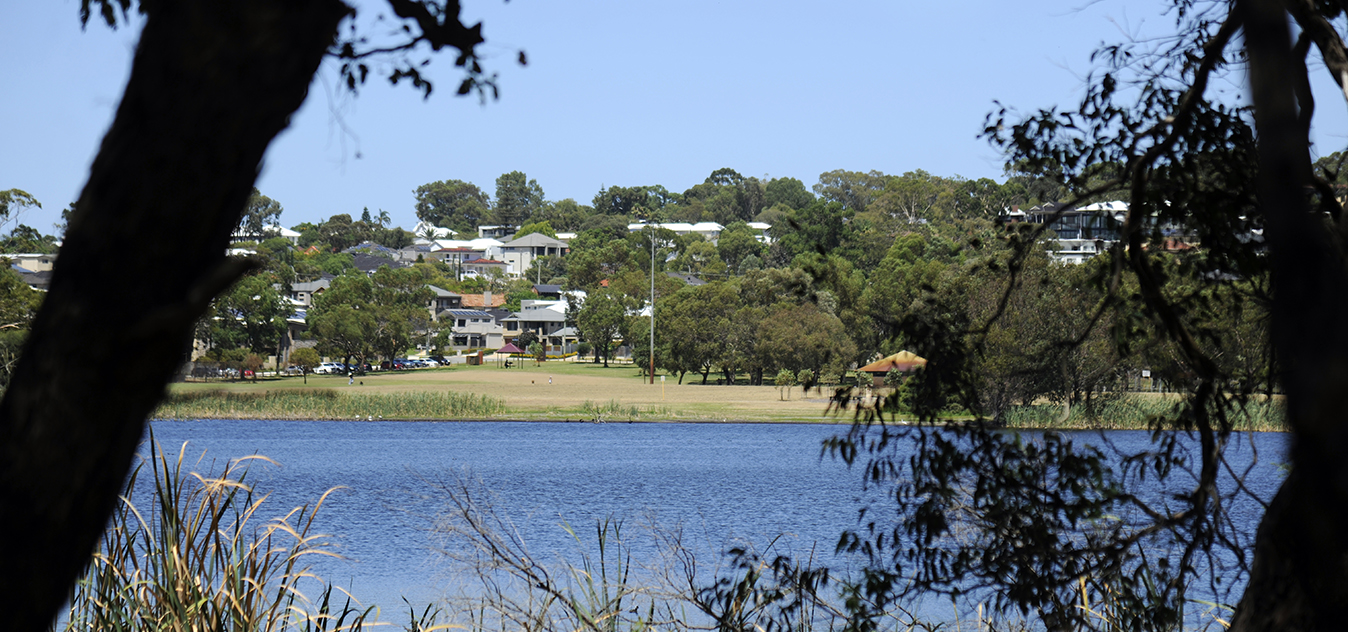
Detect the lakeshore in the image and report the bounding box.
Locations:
[159,362,1287,430]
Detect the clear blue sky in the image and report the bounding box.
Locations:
[4,0,1347,233]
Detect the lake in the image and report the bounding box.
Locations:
[140,419,1288,623]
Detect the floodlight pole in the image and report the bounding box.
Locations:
[649,226,656,385]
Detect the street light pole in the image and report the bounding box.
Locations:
[649,226,655,385]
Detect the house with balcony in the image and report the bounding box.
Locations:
[441,308,504,350]
[501,299,573,349]
[461,258,509,278]
[1011,201,1128,264]
[500,233,569,277]
[427,285,462,319]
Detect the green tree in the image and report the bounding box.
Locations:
[811,169,888,213]
[493,171,544,228]
[238,187,283,237]
[764,176,814,211]
[0,225,60,254]
[213,273,289,357]
[0,189,41,234]
[513,220,557,239]
[535,198,590,231]
[574,289,628,367]
[289,347,320,384]
[307,272,376,368]
[774,368,794,400]
[716,221,765,273]
[0,268,43,391]
[806,4,1348,631]
[414,180,491,235]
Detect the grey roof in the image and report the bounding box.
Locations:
[18,270,51,290]
[292,278,332,293]
[444,309,495,318]
[352,252,406,273]
[666,271,706,286]
[502,233,568,249]
[427,285,461,298]
[533,284,563,294]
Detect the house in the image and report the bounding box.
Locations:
[501,299,570,347]
[461,291,507,309]
[1015,201,1127,264]
[499,233,569,277]
[478,225,514,239]
[351,252,407,275]
[16,269,52,291]
[431,237,504,260]
[433,247,489,280]
[461,258,509,278]
[3,253,57,272]
[427,285,462,317]
[532,284,563,300]
[626,222,729,243]
[441,308,504,349]
[231,223,301,244]
[395,244,434,263]
[288,275,333,307]
[411,221,456,241]
[746,222,773,244]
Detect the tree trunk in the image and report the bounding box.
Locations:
[1232,0,1348,627]
[0,0,348,629]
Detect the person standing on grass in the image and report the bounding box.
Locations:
[348,371,354,386]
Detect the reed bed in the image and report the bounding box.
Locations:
[154,389,506,420]
[52,438,375,632]
[577,399,675,422]
[998,395,1286,431]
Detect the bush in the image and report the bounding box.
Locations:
[56,436,374,630]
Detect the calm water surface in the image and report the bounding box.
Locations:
[141,420,1289,617]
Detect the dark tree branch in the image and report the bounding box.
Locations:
[1233,0,1348,628]
[0,0,349,629]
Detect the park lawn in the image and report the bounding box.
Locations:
[167,360,845,423]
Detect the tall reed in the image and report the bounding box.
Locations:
[155,389,506,420]
[51,437,374,631]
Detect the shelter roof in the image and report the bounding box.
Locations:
[858,351,928,374]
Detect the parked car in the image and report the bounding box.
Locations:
[314,362,344,375]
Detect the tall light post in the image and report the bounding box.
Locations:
[649,225,656,385]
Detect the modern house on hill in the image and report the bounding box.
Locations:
[441,308,504,350]
[501,299,579,350]
[427,285,462,318]
[500,233,569,277]
[1005,201,1128,264]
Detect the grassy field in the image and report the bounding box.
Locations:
[163,361,844,423]
[161,360,1288,430]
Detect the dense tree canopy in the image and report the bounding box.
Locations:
[414,179,491,234]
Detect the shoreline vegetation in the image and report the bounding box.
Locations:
[155,364,1288,431]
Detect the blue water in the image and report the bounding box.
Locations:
[139,420,1289,621]
[142,420,865,610]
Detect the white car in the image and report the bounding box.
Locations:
[314,362,344,375]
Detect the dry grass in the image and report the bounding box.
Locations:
[169,362,842,423]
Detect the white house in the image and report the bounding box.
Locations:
[499,233,569,277]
